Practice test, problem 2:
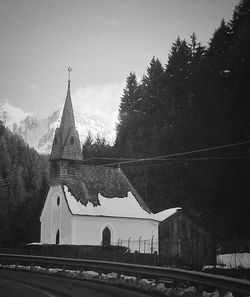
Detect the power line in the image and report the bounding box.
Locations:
[83,150,249,164]
[119,155,250,170]
[96,140,250,167]
[82,156,134,162]
[83,147,250,164]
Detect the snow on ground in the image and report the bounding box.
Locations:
[48,268,64,273]
[64,185,180,221]
[217,253,250,269]
[33,266,46,272]
[81,270,99,279]
[202,290,220,297]
[2,264,236,296]
[102,272,117,279]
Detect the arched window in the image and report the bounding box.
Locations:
[70,136,74,145]
[56,230,60,245]
[102,227,111,247]
[57,196,60,206]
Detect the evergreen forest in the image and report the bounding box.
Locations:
[87,0,250,241]
[0,123,49,246]
[0,0,249,246]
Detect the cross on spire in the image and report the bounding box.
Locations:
[68,67,73,82]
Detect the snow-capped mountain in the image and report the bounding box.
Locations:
[0,102,114,154]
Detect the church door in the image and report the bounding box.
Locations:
[102,227,111,247]
[56,230,60,245]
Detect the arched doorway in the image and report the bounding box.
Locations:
[102,227,111,247]
[56,230,60,245]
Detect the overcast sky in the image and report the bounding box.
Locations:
[0,0,238,131]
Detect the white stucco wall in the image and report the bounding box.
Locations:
[72,215,159,253]
[40,185,73,244]
[41,185,159,253]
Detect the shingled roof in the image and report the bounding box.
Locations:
[57,164,152,214]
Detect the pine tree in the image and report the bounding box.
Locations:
[119,72,140,120]
[188,33,206,84]
[116,72,142,157]
[141,57,165,131]
[164,37,193,151]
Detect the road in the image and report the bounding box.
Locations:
[0,269,154,297]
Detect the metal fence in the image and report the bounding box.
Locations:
[115,236,158,254]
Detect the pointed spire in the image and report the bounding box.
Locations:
[60,71,76,147]
[50,68,83,161]
[66,80,71,99]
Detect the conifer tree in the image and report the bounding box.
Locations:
[141,57,165,131]
[116,72,142,157]
[164,37,193,150]
[119,72,140,120]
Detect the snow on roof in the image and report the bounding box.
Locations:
[154,207,181,222]
[64,185,154,220]
[56,165,151,214]
[64,185,181,221]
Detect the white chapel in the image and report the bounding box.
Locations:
[40,75,179,253]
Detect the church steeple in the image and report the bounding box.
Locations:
[50,68,83,163]
[59,80,76,147]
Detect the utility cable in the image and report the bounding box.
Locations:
[96,140,250,167]
[119,156,250,170]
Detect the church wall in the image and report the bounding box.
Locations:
[72,215,159,253]
[40,185,73,244]
[40,187,53,243]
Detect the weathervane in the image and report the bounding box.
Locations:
[68,67,73,82]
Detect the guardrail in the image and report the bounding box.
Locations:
[1,253,250,295]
